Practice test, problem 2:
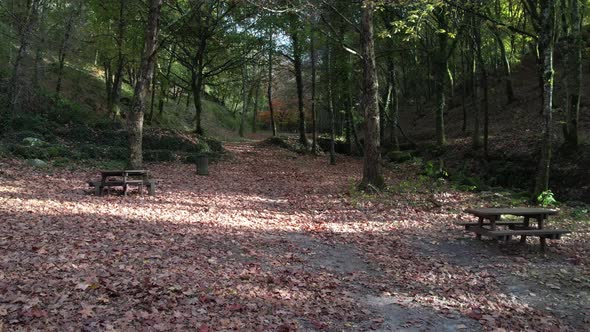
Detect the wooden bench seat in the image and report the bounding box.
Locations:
[469,226,570,243]
[88,179,157,196]
[455,221,525,230]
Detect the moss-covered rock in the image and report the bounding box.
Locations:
[27,159,48,167]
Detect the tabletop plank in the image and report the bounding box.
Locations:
[465,207,558,217]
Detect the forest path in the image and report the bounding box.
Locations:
[0,141,587,331]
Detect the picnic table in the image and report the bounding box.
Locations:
[88,170,156,196]
[458,207,570,251]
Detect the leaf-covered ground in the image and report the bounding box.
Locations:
[0,142,589,331]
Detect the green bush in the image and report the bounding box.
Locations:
[46,95,96,125]
[7,114,53,136]
[537,190,558,207]
[46,145,72,158]
[64,125,96,142]
[143,129,197,151]
[143,149,176,162]
[9,144,49,160]
[195,140,211,154]
[202,136,223,152]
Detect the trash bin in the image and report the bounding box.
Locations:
[196,154,209,175]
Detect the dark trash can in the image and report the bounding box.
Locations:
[196,154,209,175]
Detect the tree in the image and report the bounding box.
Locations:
[360,0,383,190]
[524,0,556,198]
[8,0,41,113]
[563,0,582,148]
[127,0,163,169]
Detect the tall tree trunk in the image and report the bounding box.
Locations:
[267,27,277,136]
[491,29,515,103]
[239,65,249,137]
[475,23,490,157]
[33,3,47,89]
[472,15,481,150]
[290,19,307,147]
[327,35,336,165]
[564,0,582,147]
[158,45,175,118]
[310,25,318,152]
[461,44,468,133]
[534,0,556,198]
[8,0,40,113]
[110,0,126,119]
[194,38,207,135]
[360,1,383,189]
[148,66,157,124]
[56,1,82,96]
[127,0,163,169]
[386,57,400,151]
[252,79,260,133]
[191,71,204,135]
[434,8,448,146]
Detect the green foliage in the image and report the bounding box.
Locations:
[202,136,223,153]
[571,208,589,221]
[422,160,448,179]
[537,190,558,207]
[195,140,211,154]
[143,129,197,152]
[143,149,176,162]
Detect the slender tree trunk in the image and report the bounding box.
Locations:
[327,36,336,165]
[33,3,47,89]
[492,29,515,103]
[127,0,163,169]
[472,16,481,150]
[461,45,468,133]
[252,79,260,133]
[56,1,82,96]
[158,45,175,117]
[191,71,204,135]
[9,0,40,113]
[310,25,318,152]
[194,38,207,135]
[360,1,383,189]
[534,0,556,198]
[476,35,490,157]
[267,27,277,136]
[434,8,448,146]
[110,0,126,119]
[148,67,157,124]
[239,65,249,137]
[564,0,582,147]
[290,19,307,147]
[387,58,399,151]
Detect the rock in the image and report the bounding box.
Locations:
[27,159,48,167]
[22,137,44,147]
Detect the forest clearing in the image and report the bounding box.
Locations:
[2,0,590,330]
[1,142,589,331]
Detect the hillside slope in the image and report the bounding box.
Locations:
[398,54,590,202]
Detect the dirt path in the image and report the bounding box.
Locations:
[0,142,588,331]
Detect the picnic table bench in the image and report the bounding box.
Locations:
[458,207,570,251]
[88,170,157,196]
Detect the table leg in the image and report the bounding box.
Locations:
[490,216,498,242]
[520,216,530,243]
[476,216,483,240]
[539,214,546,252]
[100,176,106,197]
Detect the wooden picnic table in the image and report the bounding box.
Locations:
[88,170,156,196]
[459,207,569,251]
